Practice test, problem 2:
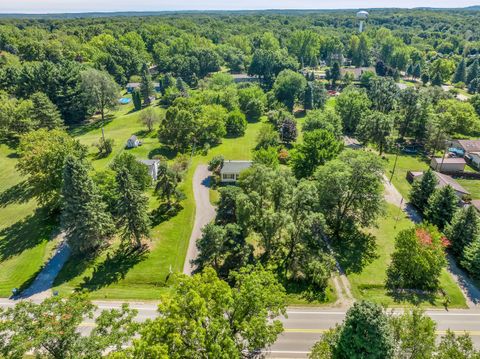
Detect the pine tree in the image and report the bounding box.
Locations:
[467,59,479,85]
[115,167,150,248]
[409,170,437,213]
[304,82,314,110]
[424,185,458,230]
[453,58,466,84]
[446,205,480,257]
[132,89,142,111]
[413,64,422,80]
[61,156,115,254]
[140,64,154,105]
[406,63,414,78]
[421,73,430,85]
[461,239,480,279]
[30,92,63,130]
[431,71,443,87]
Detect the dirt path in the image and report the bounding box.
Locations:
[382,175,480,308]
[183,165,216,275]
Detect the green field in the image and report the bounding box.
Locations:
[348,204,467,308]
[0,144,58,297]
[384,152,429,199]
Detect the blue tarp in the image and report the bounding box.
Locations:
[119,98,131,104]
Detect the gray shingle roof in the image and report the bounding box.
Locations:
[220,160,252,174]
[139,159,160,166]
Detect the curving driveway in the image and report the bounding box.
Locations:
[183,165,216,275]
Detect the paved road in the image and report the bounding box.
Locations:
[182,165,216,275]
[1,299,479,358]
[16,233,70,300]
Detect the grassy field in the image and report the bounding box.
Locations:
[456,178,480,200]
[383,152,429,199]
[0,144,58,297]
[348,204,467,308]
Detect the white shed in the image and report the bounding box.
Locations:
[220,161,253,183]
[126,135,140,149]
[430,157,466,174]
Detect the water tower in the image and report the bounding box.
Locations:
[356,10,369,33]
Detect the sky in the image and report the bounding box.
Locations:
[1,0,479,13]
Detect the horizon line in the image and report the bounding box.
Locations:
[1,6,479,15]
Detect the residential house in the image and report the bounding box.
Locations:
[126,82,161,93]
[451,139,480,156]
[343,136,362,150]
[230,73,259,83]
[126,135,140,149]
[139,159,161,181]
[340,66,375,80]
[220,160,253,183]
[467,152,480,169]
[430,157,466,174]
[408,171,470,200]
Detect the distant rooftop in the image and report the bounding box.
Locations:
[410,171,469,195]
[431,157,466,164]
[139,159,160,166]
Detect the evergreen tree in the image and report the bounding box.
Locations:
[413,63,422,79]
[431,71,443,87]
[406,63,414,78]
[424,185,458,230]
[304,82,314,110]
[375,60,387,77]
[30,92,63,130]
[140,63,154,104]
[467,59,479,85]
[446,205,480,257]
[421,73,430,85]
[461,239,480,279]
[453,58,466,84]
[409,169,437,213]
[329,62,341,86]
[61,156,115,254]
[132,89,142,111]
[115,167,150,248]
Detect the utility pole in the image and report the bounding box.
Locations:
[389,143,400,184]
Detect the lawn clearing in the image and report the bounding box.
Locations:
[456,178,480,199]
[384,152,429,199]
[347,204,467,309]
[0,144,58,297]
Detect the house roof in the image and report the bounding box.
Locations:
[434,171,470,195]
[139,159,160,167]
[471,200,480,212]
[128,135,137,141]
[411,171,470,195]
[126,82,160,87]
[220,160,253,174]
[454,140,480,153]
[431,157,466,165]
[230,73,256,79]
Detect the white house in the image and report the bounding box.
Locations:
[220,161,252,183]
[430,157,466,174]
[139,159,161,181]
[126,135,140,149]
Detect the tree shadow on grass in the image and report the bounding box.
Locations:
[76,245,148,292]
[282,279,331,303]
[333,229,379,274]
[68,118,114,137]
[386,288,438,306]
[0,208,56,261]
[0,181,35,208]
[148,146,177,160]
[150,202,183,227]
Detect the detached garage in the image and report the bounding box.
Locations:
[430,157,466,174]
[220,161,252,183]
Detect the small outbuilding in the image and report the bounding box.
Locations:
[220,160,253,183]
[230,73,259,83]
[126,82,161,93]
[139,159,161,181]
[126,135,140,149]
[430,157,466,174]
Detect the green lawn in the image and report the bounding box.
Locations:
[0,144,58,297]
[348,204,467,309]
[384,152,429,199]
[456,178,480,200]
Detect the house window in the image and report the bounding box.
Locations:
[223,173,235,180]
